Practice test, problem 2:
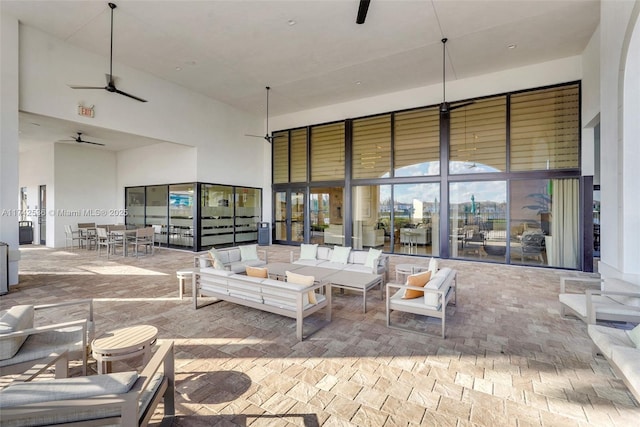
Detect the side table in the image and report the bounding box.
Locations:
[92,324,158,374]
[177,267,199,299]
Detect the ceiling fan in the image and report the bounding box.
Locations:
[439,38,474,114]
[68,3,147,103]
[245,86,274,143]
[356,0,371,24]
[60,132,105,146]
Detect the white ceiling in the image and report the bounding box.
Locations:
[3,0,600,151]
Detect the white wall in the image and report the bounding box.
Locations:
[598,0,640,284]
[271,56,582,131]
[53,143,118,248]
[0,12,20,285]
[581,25,601,177]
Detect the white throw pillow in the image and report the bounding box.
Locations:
[428,257,439,276]
[299,244,319,260]
[208,249,225,270]
[364,248,382,268]
[330,246,351,264]
[239,244,259,261]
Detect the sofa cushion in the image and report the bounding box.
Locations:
[200,267,234,277]
[246,266,268,278]
[286,271,317,304]
[348,250,368,266]
[627,323,640,348]
[364,248,382,269]
[604,278,640,307]
[403,271,432,299]
[317,246,332,261]
[0,371,138,408]
[428,257,439,276]
[330,246,351,264]
[300,244,319,260]
[227,249,241,263]
[423,268,452,307]
[609,345,640,396]
[239,244,259,261]
[0,305,35,361]
[208,249,226,270]
[588,324,634,359]
[227,276,263,303]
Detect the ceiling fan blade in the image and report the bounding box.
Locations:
[356,0,371,24]
[114,88,148,103]
[245,134,265,138]
[79,140,105,146]
[68,85,106,90]
[449,101,475,111]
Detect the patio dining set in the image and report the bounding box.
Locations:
[64,222,155,258]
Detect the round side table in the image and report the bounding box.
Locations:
[92,324,158,374]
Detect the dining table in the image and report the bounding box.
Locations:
[109,229,137,257]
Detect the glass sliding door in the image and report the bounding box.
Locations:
[235,187,261,244]
[311,187,344,246]
[169,184,194,249]
[450,181,507,261]
[274,189,305,244]
[125,187,145,228]
[201,184,234,248]
[145,185,168,246]
[392,183,440,256]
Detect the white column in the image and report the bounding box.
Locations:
[0,12,20,285]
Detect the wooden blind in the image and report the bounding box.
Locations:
[311,122,345,181]
[352,114,391,179]
[510,84,579,171]
[290,128,307,182]
[394,107,440,176]
[272,131,289,184]
[450,97,506,174]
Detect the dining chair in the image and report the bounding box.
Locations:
[131,227,155,257]
[96,227,116,258]
[63,225,82,249]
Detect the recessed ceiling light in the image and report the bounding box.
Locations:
[355,81,362,85]
[30,122,40,126]
[287,19,296,26]
[508,44,517,49]
[175,66,182,71]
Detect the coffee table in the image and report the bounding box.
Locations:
[327,270,383,313]
[264,262,304,281]
[92,324,158,374]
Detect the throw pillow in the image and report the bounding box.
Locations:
[239,244,259,261]
[246,266,268,278]
[299,243,319,260]
[208,249,225,270]
[285,271,318,304]
[627,324,640,348]
[364,248,383,269]
[330,246,351,264]
[402,271,432,299]
[428,257,439,276]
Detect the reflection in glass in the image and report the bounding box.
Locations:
[311,187,344,246]
[234,187,261,244]
[392,184,440,256]
[201,184,233,247]
[125,187,145,228]
[394,107,440,177]
[450,181,506,261]
[145,185,168,246]
[275,192,287,241]
[169,184,194,248]
[291,190,305,243]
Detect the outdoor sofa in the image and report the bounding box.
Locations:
[194,244,268,273]
[194,267,331,341]
[290,244,389,280]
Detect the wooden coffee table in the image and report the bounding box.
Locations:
[92,324,158,374]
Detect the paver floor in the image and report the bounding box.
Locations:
[2,244,638,426]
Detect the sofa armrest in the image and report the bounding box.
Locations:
[585,289,640,324]
[14,351,70,382]
[0,319,88,341]
[560,276,603,293]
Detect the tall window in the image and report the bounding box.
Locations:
[450,97,506,174]
[273,131,289,184]
[290,129,308,182]
[511,84,579,171]
[395,107,440,176]
[311,122,345,181]
[352,115,391,179]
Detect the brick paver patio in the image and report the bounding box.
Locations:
[1,244,638,426]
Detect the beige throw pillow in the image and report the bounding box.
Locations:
[402,271,432,299]
[246,266,268,278]
[286,271,317,304]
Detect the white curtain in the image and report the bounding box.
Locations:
[550,179,579,268]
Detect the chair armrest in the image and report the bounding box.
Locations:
[560,276,603,293]
[0,319,88,341]
[585,289,640,324]
[35,299,93,321]
[134,341,174,394]
[14,351,69,382]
